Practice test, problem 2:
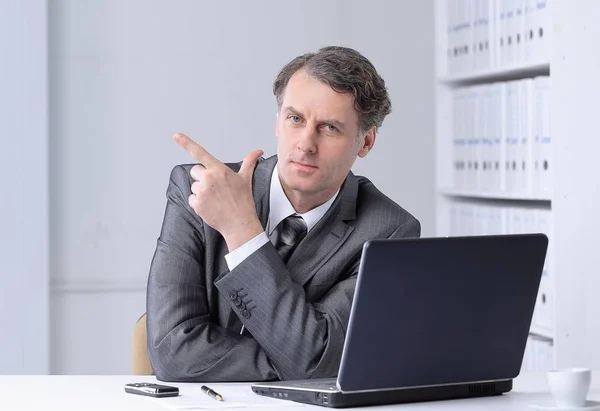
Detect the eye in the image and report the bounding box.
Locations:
[288,115,301,124]
[324,124,339,133]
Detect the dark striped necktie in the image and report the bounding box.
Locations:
[274,214,307,262]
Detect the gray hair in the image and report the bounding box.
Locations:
[273,46,392,136]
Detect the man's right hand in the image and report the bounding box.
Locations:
[173,133,264,251]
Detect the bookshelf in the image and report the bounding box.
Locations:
[435,0,600,371]
[434,0,554,371]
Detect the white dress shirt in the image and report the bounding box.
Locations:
[224,164,339,270]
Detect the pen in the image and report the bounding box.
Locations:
[201,385,223,401]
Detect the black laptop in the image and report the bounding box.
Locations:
[251,234,548,408]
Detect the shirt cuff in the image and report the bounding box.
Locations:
[224,231,270,270]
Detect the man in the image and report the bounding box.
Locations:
[146,46,420,382]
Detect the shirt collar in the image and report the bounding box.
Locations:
[267,163,339,236]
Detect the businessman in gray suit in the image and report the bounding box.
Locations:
[146,46,420,382]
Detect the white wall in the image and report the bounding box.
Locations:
[48,0,434,373]
[0,1,49,374]
[339,1,435,232]
[552,0,600,369]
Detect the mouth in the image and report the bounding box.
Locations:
[290,160,317,168]
[290,160,318,173]
[292,161,317,168]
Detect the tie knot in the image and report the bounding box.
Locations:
[278,215,307,245]
[275,214,307,262]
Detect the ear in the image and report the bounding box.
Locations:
[275,110,281,139]
[357,127,376,158]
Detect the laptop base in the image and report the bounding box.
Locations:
[252,379,512,408]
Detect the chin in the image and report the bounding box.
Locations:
[287,178,316,192]
[282,174,321,193]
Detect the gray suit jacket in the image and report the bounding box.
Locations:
[146,155,420,382]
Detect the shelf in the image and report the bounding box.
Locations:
[439,188,551,202]
[438,61,550,86]
[529,326,554,343]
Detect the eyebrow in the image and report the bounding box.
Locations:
[282,106,346,130]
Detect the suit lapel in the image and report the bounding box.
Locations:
[251,155,277,228]
[287,171,359,286]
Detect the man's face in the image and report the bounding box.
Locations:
[275,70,375,206]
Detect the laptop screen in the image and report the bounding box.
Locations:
[338,234,548,393]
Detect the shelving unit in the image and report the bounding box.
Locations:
[434,0,554,371]
[435,0,600,372]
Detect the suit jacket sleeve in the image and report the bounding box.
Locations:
[146,165,279,382]
[213,214,421,381]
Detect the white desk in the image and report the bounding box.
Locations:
[0,373,598,410]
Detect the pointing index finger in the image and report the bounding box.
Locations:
[173,133,222,169]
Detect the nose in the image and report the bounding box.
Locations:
[296,127,317,154]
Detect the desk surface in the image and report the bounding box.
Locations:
[0,373,598,410]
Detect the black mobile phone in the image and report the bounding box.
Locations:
[124,382,179,398]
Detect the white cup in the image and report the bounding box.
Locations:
[546,368,592,408]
